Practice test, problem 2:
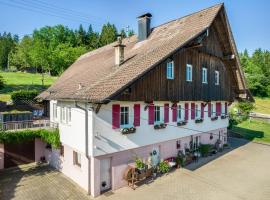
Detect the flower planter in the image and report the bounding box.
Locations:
[177,121,187,126]
[221,115,227,119]
[121,127,136,135]
[195,118,203,123]
[154,123,167,130]
[211,116,218,121]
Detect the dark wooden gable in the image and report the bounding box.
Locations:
[114,11,237,102]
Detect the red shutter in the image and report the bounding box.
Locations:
[216,102,221,116]
[112,104,120,129]
[225,102,228,115]
[148,103,154,125]
[172,103,177,122]
[185,103,189,121]
[208,102,211,117]
[164,103,169,123]
[191,103,195,120]
[201,103,204,119]
[134,104,140,127]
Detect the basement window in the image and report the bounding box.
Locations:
[166,60,174,79]
[73,151,81,167]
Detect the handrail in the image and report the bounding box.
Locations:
[0,120,58,131]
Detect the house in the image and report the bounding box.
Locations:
[37,3,252,197]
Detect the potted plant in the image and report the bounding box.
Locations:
[177,120,187,126]
[154,123,167,130]
[221,114,227,119]
[198,144,211,157]
[159,160,170,174]
[175,155,184,168]
[121,127,136,134]
[135,157,145,171]
[211,116,218,121]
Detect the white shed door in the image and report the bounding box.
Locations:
[100,158,111,192]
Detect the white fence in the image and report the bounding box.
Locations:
[0,120,58,131]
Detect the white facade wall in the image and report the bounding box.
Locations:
[93,101,228,156]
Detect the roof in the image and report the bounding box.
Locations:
[38,3,251,102]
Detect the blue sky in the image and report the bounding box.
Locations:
[0,0,269,53]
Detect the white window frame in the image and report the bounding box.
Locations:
[215,70,219,85]
[211,103,215,117]
[177,104,183,121]
[186,64,192,82]
[221,103,225,115]
[166,60,174,80]
[60,107,66,123]
[154,106,161,123]
[202,67,208,84]
[120,106,129,127]
[53,103,57,119]
[195,104,200,119]
[67,107,71,123]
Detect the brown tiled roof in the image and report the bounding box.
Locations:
[38,3,249,102]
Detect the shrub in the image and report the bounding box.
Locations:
[11,89,38,103]
[176,155,184,167]
[135,157,145,169]
[0,75,5,90]
[159,161,170,173]
[199,144,211,157]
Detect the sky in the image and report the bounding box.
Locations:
[0,0,269,53]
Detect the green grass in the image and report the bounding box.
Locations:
[254,97,270,115]
[0,71,57,102]
[232,119,270,144]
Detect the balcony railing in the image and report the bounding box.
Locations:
[0,120,58,131]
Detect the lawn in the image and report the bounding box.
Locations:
[232,119,270,144]
[0,71,57,102]
[254,97,270,115]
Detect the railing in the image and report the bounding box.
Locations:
[0,120,58,131]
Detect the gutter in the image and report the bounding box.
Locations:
[75,102,91,195]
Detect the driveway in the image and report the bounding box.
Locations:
[1,138,270,200]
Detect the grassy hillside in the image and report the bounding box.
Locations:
[0,71,57,102]
[254,97,270,115]
[232,119,270,144]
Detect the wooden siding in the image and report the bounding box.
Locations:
[115,22,235,102]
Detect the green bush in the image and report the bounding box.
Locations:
[11,89,38,103]
[199,144,211,157]
[0,129,60,148]
[0,75,5,90]
[135,157,145,169]
[159,161,170,173]
[176,155,184,167]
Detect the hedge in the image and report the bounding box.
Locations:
[11,89,39,103]
[0,129,60,148]
[0,75,4,90]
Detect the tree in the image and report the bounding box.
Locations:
[86,25,100,50]
[0,75,4,90]
[76,24,87,46]
[0,32,18,69]
[99,23,117,46]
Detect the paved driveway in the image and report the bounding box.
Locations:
[1,138,270,200]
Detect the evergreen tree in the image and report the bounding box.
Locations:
[99,23,118,46]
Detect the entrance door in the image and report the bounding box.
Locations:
[4,140,35,168]
[100,158,111,192]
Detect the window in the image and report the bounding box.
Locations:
[53,103,57,119]
[195,104,200,119]
[193,136,200,150]
[60,107,66,123]
[176,140,181,149]
[215,70,219,85]
[166,60,174,79]
[177,105,182,120]
[73,151,81,167]
[186,64,192,81]
[154,106,161,123]
[120,106,129,126]
[202,68,207,83]
[221,103,225,115]
[67,107,71,123]
[211,103,215,116]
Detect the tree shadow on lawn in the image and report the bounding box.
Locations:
[0,164,53,200]
[184,137,251,171]
[0,84,50,94]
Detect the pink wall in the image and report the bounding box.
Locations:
[0,144,4,170]
[35,138,47,162]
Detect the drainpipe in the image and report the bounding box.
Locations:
[75,102,91,195]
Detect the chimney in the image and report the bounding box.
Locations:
[114,35,126,66]
[137,13,152,41]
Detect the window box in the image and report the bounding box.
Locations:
[195,118,203,123]
[177,120,187,126]
[221,114,228,119]
[211,116,218,121]
[121,127,136,135]
[154,123,167,130]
